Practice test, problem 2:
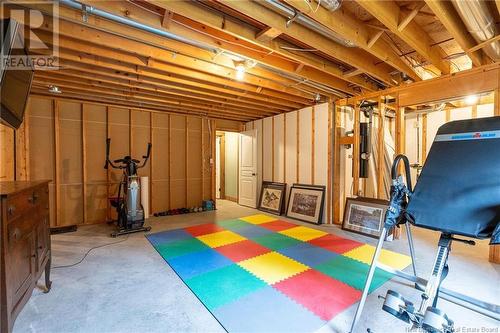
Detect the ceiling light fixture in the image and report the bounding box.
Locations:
[48,85,62,94]
[465,94,479,105]
[234,61,246,81]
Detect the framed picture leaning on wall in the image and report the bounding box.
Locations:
[258,181,287,215]
[286,184,325,224]
[342,197,390,239]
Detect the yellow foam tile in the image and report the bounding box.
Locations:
[239,214,278,225]
[278,226,328,242]
[343,244,412,271]
[238,252,309,284]
[197,230,246,248]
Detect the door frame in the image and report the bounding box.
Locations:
[215,132,226,199]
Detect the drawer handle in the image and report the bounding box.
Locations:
[28,193,39,204]
[8,205,16,216]
[38,245,43,250]
[31,254,36,258]
[12,228,20,241]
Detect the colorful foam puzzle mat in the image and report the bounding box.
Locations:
[146,214,412,332]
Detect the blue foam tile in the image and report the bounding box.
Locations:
[214,286,325,332]
[234,224,273,239]
[278,242,339,267]
[146,229,191,246]
[168,248,234,279]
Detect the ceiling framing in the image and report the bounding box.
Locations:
[3,0,498,121]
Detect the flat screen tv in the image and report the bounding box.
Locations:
[0,19,34,129]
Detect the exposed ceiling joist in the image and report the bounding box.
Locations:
[255,26,282,42]
[356,0,451,75]
[206,0,397,86]
[280,0,420,81]
[424,0,483,67]
[397,2,426,32]
[75,0,363,94]
[149,0,379,92]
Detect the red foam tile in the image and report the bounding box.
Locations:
[215,239,271,262]
[274,269,361,320]
[309,234,363,254]
[259,220,298,232]
[185,223,224,237]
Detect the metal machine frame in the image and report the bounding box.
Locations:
[350,155,500,333]
[105,138,152,237]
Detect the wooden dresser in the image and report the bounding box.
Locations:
[0,181,52,333]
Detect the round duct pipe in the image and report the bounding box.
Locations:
[451,0,500,61]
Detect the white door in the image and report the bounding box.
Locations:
[238,129,258,207]
[215,136,221,199]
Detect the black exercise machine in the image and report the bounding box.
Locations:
[350,117,500,332]
[105,138,152,237]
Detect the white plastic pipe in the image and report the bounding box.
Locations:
[140,176,149,218]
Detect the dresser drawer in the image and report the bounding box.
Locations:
[7,216,36,246]
[5,192,31,222]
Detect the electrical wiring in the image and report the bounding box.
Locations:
[52,235,130,269]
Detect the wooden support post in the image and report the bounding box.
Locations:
[106,107,111,222]
[327,99,332,224]
[82,103,87,224]
[272,116,275,182]
[394,97,405,239]
[201,118,205,200]
[421,113,427,164]
[490,88,500,264]
[283,113,287,183]
[149,112,154,214]
[168,114,172,209]
[311,106,315,185]
[333,103,342,224]
[185,117,189,207]
[377,98,386,199]
[296,112,300,183]
[54,100,60,226]
[353,103,360,195]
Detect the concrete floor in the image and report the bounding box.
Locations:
[14,200,500,333]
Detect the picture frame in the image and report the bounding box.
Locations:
[342,197,390,239]
[258,181,287,215]
[286,184,325,224]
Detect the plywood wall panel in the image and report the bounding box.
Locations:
[85,184,107,223]
[273,114,285,183]
[0,125,14,181]
[1,96,242,225]
[262,117,273,181]
[84,105,107,183]
[298,107,312,184]
[131,110,151,179]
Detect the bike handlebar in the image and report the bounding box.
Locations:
[105,139,151,170]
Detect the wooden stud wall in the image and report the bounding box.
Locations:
[0,96,242,227]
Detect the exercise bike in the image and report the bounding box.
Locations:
[105,138,152,237]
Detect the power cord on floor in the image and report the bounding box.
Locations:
[52,235,130,269]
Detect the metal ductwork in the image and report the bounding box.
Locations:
[320,0,342,12]
[261,0,354,47]
[451,0,500,61]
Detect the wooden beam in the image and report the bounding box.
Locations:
[255,26,282,42]
[68,0,366,94]
[352,104,360,195]
[212,0,397,86]
[34,73,277,117]
[282,0,420,81]
[161,10,174,29]
[424,0,483,67]
[151,0,382,91]
[467,35,500,54]
[397,3,425,31]
[377,98,386,199]
[356,0,450,75]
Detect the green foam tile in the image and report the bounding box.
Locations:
[156,237,209,260]
[216,219,250,231]
[252,233,302,251]
[186,264,266,310]
[315,255,393,293]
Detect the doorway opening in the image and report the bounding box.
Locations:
[215,131,239,203]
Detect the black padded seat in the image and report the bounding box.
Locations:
[406,117,500,239]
